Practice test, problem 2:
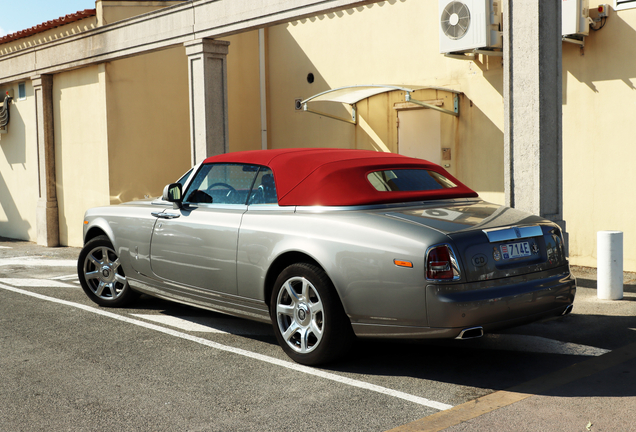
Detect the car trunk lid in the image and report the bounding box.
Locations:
[385,200,567,282]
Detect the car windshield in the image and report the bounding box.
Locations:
[367,169,457,192]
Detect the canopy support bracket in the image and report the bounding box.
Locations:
[404,92,459,117]
[302,103,357,125]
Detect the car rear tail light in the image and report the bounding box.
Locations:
[426,245,460,280]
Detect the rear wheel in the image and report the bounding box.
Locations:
[270,263,353,365]
[77,235,137,307]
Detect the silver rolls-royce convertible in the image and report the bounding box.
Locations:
[78,148,575,365]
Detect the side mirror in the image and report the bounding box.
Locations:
[162,183,183,208]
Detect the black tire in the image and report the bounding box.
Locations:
[77,235,137,307]
[270,263,353,365]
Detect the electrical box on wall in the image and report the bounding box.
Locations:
[439,0,502,54]
[562,0,590,36]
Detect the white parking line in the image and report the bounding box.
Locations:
[0,278,75,288]
[51,274,79,281]
[0,283,453,411]
[0,257,76,267]
[131,314,225,332]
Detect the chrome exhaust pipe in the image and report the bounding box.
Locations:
[456,326,484,340]
[562,304,573,316]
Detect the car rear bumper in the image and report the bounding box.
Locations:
[352,265,575,339]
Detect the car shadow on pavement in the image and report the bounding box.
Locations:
[116,283,636,401]
[323,307,636,400]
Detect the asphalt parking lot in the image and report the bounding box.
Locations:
[1,237,635,431]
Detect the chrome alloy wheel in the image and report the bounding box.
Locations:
[275,276,324,354]
[82,244,128,301]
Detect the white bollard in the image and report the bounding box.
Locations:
[597,231,623,300]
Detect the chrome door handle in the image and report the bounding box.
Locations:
[151,211,180,219]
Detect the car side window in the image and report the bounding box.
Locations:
[247,168,278,205]
[184,163,259,205]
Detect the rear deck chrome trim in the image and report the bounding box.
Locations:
[483,225,543,243]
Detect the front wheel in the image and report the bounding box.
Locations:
[270,263,353,365]
[77,235,137,307]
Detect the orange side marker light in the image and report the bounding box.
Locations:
[394,259,413,268]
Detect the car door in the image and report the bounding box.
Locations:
[149,163,259,294]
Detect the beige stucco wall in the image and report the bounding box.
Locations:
[225,31,263,153]
[89,27,262,210]
[53,65,110,246]
[0,13,103,245]
[104,48,191,207]
[562,5,636,271]
[103,28,263,208]
[266,1,505,203]
[0,81,39,241]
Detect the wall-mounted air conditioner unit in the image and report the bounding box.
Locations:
[562,0,589,36]
[439,0,502,54]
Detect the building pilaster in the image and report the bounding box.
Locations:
[503,0,565,234]
[33,75,59,247]
[184,39,230,165]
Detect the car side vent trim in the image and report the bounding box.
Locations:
[483,225,543,243]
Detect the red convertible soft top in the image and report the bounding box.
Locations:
[203,148,478,206]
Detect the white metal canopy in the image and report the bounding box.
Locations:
[300,85,461,124]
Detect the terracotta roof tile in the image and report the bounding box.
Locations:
[0,9,97,45]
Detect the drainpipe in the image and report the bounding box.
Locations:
[259,28,268,150]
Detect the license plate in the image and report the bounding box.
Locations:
[501,241,531,260]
